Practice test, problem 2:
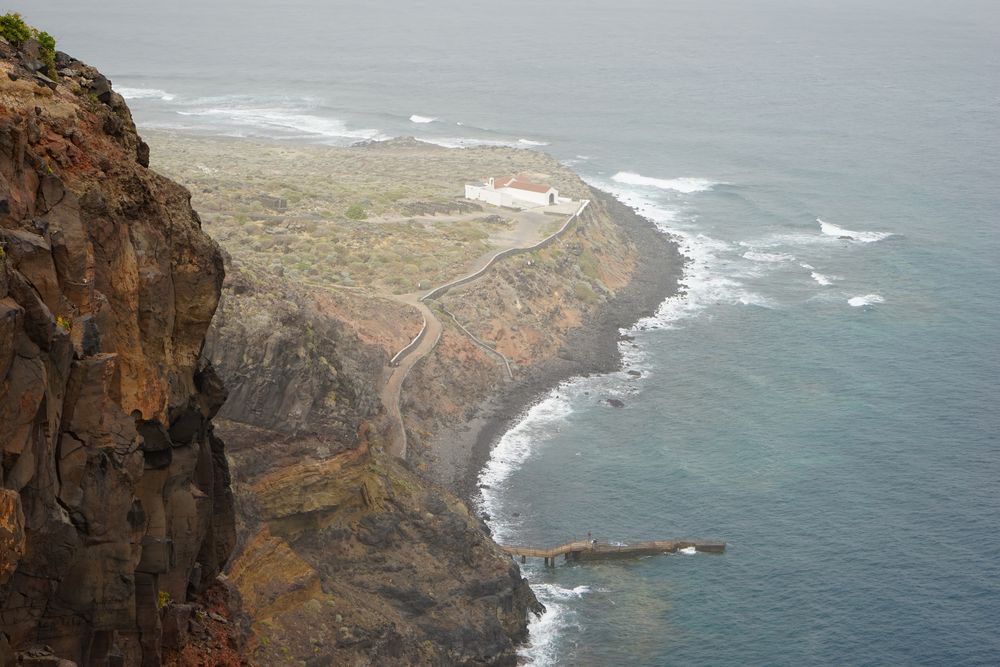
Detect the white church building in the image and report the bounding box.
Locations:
[465,175,562,208]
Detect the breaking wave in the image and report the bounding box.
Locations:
[811,272,834,286]
[477,388,577,543]
[818,218,893,243]
[117,87,175,101]
[848,294,885,307]
[517,138,550,146]
[592,179,767,332]
[176,107,388,142]
[611,172,720,194]
[518,584,588,666]
[409,114,437,123]
[417,137,523,149]
[742,250,796,263]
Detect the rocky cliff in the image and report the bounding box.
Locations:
[0,37,235,666]
[202,265,542,665]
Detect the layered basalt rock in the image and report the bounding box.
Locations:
[0,41,235,665]
[204,267,542,665]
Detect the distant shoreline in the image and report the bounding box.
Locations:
[449,187,686,504]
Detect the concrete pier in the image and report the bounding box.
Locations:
[499,539,726,566]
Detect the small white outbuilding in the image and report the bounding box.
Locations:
[465,175,559,208]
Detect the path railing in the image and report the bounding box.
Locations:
[389,316,428,366]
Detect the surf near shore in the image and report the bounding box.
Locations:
[440,187,686,504]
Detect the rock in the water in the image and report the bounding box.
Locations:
[606,398,626,408]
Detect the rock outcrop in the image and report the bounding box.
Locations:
[203,266,542,665]
[205,267,393,444]
[0,40,235,666]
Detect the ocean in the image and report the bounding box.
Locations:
[15,0,1000,664]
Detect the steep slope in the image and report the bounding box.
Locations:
[203,266,542,665]
[150,132,680,665]
[0,37,235,666]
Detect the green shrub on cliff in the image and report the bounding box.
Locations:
[0,13,30,46]
[35,30,56,79]
[0,13,58,79]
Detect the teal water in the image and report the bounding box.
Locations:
[16,1,1000,663]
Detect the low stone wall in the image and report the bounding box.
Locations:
[389,316,428,366]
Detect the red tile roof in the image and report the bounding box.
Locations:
[491,175,553,193]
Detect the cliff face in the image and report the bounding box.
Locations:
[0,41,234,665]
[205,268,397,444]
[202,267,542,665]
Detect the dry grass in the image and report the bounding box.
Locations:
[147,133,588,294]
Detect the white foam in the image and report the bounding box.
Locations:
[416,137,523,149]
[518,584,587,666]
[589,179,766,333]
[533,584,591,601]
[738,293,775,307]
[517,138,550,147]
[810,271,834,286]
[818,218,892,243]
[117,87,175,101]
[678,546,698,555]
[176,107,388,141]
[477,387,576,542]
[848,294,884,307]
[611,172,719,194]
[409,114,437,123]
[742,250,796,263]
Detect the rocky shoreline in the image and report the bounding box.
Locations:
[448,188,686,503]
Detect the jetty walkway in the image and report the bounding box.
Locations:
[499,539,726,567]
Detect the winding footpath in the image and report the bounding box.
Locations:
[382,199,590,458]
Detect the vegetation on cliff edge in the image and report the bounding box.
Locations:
[1,13,57,78]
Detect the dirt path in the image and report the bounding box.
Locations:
[380,297,441,458]
[380,200,589,459]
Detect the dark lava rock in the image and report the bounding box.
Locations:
[89,74,112,102]
[606,398,625,408]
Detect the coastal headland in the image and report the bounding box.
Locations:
[147,131,684,663]
[0,41,683,661]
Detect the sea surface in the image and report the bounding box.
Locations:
[16,1,1000,664]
